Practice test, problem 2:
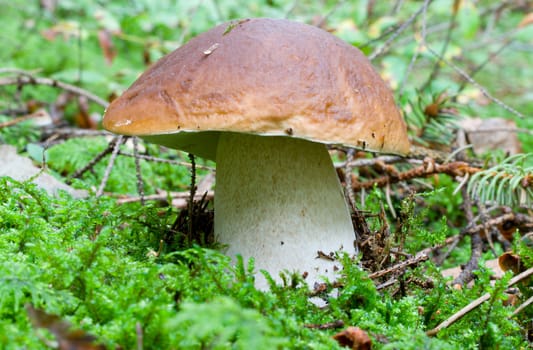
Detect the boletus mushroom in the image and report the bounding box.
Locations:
[103,18,410,289]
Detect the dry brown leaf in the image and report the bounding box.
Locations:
[452,0,461,15]
[459,117,522,155]
[26,304,108,350]
[518,13,533,27]
[442,258,504,281]
[333,326,372,350]
[97,29,117,65]
[498,252,523,275]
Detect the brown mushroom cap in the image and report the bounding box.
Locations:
[103,18,410,159]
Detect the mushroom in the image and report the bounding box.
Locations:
[103,18,410,289]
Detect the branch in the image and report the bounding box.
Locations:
[116,190,214,208]
[67,136,121,183]
[0,72,108,108]
[132,136,145,205]
[368,0,431,60]
[0,110,47,129]
[423,44,525,119]
[451,187,482,286]
[304,320,345,330]
[96,135,124,197]
[368,252,429,279]
[117,151,214,170]
[426,266,533,336]
[352,159,480,191]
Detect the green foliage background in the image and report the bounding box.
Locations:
[1,178,526,349]
[0,0,532,349]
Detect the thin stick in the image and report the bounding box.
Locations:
[451,132,482,287]
[423,44,525,119]
[466,127,533,135]
[368,0,430,60]
[132,137,145,205]
[96,135,124,197]
[344,149,356,209]
[457,39,512,93]
[187,153,196,242]
[427,214,515,267]
[67,137,119,183]
[304,320,345,330]
[0,74,108,108]
[118,151,213,170]
[451,188,482,286]
[512,295,533,316]
[136,322,144,350]
[368,252,429,279]
[398,0,429,98]
[420,0,458,90]
[176,0,206,45]
[314,0,346,28]
[426,267,533,336]
[116,190,214,206]
[43,128,112,138]
[335,155,405,169]
[0,110,46,129]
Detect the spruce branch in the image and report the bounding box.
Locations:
[405,90,461,148]
[467,153,533,207]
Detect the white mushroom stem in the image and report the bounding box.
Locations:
[215,132,357,289]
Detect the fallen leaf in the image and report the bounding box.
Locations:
[26,304,107,350]
[333,326,372,350]
[518,13,533,27]
[452,0,461,15]
[74,96,98,129]
[442,258,504,281]
[459,117,522,155]
[498,252,523,274]
[98,29,117,65]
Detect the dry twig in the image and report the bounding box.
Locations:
[427,266,533,336]
[423,44,525,119]
[368,252,429,279]
[132,137,145,205]
[116,190,214,207]
[304,320,345,330]
[67,136,121,183]
[96,135,124,197]
[452,188,483,287]
[512,295,533,316]
[118,151,213,170]
[368,0,430,60]
[0,72,108,108]
[352,159,480,191]
[0,110,47,129]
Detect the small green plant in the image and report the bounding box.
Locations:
[166,296,286,349]
[468,153,533,208]
[0,116,40,151]
[406,91,461,149]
